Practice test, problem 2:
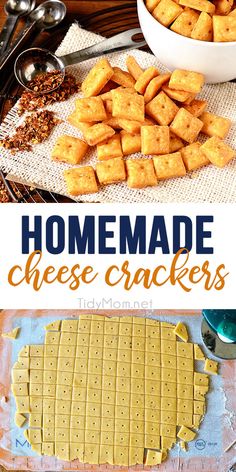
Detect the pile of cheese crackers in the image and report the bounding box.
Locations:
[50,56,235,196]
[146,0,236,42]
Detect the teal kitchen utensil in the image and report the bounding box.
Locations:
[202,309,236,359]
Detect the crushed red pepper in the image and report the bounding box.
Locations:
[17,72,80,115]
[0,110,60,154]
[27,70,64,94]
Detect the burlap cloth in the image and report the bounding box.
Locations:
[0,23,236,203]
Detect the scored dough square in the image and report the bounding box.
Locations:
[146,91,179,125]
[112,89,145,122]
[12,315,208,465]
[51,135,88,165]
[64,166,98,196]
[96,158,126,185]
[126,159,157,189]
[141,125,170,155]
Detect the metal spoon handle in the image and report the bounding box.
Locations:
[60,28,146,67]
[0,14,18,56]
[0,21,37,73]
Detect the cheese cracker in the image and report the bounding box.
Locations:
[67,112,95,133]
[162,85,195,103]
[97,134,123,160]
[144,74,171,103]
[153,152,186,179]
[153,0,183,26]
[126,56,143,80]
[146,91,179,125]
[112,67,136,88]
[213,16,236,41]
[191,12,213,41]
[141,125,170,155]
[81,58,114,97]
[120,130,141,155]
[169,69,205,94]
[64,166,98,195]
[170,108,203,143]
[112,89,145,122]
[215,0,233,15]
[200,137,235,167]
[184,99,207,117]
[135,66,159,94]
[96,158,126,185]
[179,0,215,14]
[51,135,88,165]
[200,111,231,139]
[84,123,115,146]
[76,97,107,122]
[181,142,210,170]
[171,9,199,37]
[126,159,157,188]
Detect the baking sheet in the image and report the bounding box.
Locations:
[0,309,236,472]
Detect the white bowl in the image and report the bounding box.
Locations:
[137,0,236,83]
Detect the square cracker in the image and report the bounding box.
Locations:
[171,9,199,37]
[75,97,107,122]
[170,108,203,143]
[96,158,126,185]
[191,12,213,41]
[112,67,136,88]
[215,0,233,14]
[134,66,159,94]
[120,130,141,155]
[146,91,179,125]
[67,112,95,132]
[141,125,170,155]
[200,137,235,167]
[162,85,195,103]
[51,135,88,165]
[179,0,215,14]
[181,142,210,171]
[169,69,205,94]
[184,99,207,117]
[84,123,115,146]
[64,166,98,196]
[153,152,186,179]
[126,56,143,80]
[144,74,171,103]
[153,0,183,27]
[112,89,145,122]
[146,0,161,11]
[81,58,114,97]
[169,132,184,152]
[126,159,157,188]
[200,111,231,139]
[97,134,123,160]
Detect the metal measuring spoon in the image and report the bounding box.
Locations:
[14,28,146,93]
[0,0,36,56]
[0,0,66,74]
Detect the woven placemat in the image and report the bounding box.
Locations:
[0,23,236,203]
